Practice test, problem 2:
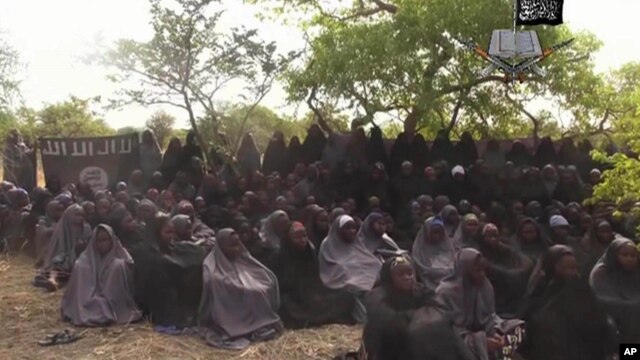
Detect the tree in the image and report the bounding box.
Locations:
[102,0,295,167]
[16,97,114,141]
[0,35,20,110]
[588,78,640,236]
[145,110,176,149]
[249,0,602,139]
[197,103,305,154]
[117,126,142,135]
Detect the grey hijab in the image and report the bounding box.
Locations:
[452,214,480,250]
[318,215,382,293]
[198,229,281,348]
[440,205,460,238]
[43,204,92,272]
[412,217,456,291]
[589,238,640,301]
[357,212,399,254]
[60,224,141,325]
[259,210,288,249]
[436,248,523,360]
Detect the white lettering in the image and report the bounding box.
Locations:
[119,139,132,154]
[110,139,116,154]
[71,141,87,156]
[60,142,67,156]
[88,141,93,156]
[41,140,60,155]
[97,140,109,155]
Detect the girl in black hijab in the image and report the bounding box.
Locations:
[454,131,478,167]
[362,254,475,360]
[129,214,206,328]
[521,245,617,360]
[410,133,430,171]
[262,131,289,176]
[301,124,327,165]
[505,141,532,167]
[477,224,534,318]
[301,204,331,250]
[181,131,203,169]
[287,136,304,172]
[236,133,262,178]
[533,136,557,168]
[430,130,454,164]
[273,222,355,329]
[367,125,388,168]
[161,137,183,185]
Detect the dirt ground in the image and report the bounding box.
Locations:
[0,255,361,360]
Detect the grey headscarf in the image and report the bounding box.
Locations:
[43,204,92,272]
[60,224,141,325]
[259,210,288,249]
[198,229,281,349]
[356,212,399,254]
[440,205,460,238]
[318,215,382,293]
[452,214,480,250]
[171,214,193,241]
[436,248,523,360]
[589,238,640,301]
[412,217,456,291]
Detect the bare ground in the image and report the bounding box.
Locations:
[0,255,361,360]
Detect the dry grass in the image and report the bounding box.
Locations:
[0,255,361,360]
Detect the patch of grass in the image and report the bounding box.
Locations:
[0,255,361,360]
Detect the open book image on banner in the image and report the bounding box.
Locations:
[39,133,141,192]
[517,0,564,26]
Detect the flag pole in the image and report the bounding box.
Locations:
[512,0,518,84]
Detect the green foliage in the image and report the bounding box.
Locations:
[197,103,316,154]
[3,97,114,143]
[589,86,640,235]
[102,0,296,165]
[249,0,613,137]
[116,126,142,135]
[0,36,21,110]
[145,110,176,149]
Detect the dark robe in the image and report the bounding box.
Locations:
[301,125,327,165]
[161,138,183,185]
[430,130,455,164]
[272,235,355,329]
[453,132,479,167]
[262,134,289,176]
[129,237,206,327]
[287,136,304,172]
[477,237,534,318]
[533,137,557,168]
[363,257,475,360]
[367,126,389,168]
[505,141,532,167]
[521,245,617,360]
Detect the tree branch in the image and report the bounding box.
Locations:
[307,83,332,134]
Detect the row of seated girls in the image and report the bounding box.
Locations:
[41,199,634,359]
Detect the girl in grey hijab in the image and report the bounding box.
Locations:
[436,248,524,360]
[319,215,383,323]
[452,214,481,250]
[412,217,456,292]
[35,204,92,291]
[198,229,282,350]
[259,210,290,250]
[61,224,142,326]
[589,238,640,343]
[440,205,461,238]
[356,212,400,254]
[319,215,383,293]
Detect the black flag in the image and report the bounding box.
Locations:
[516,0,564,26]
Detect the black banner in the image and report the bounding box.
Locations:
[39,133,140,191]
[516,0,564,26]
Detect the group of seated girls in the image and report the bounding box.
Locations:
[28,191,634,360]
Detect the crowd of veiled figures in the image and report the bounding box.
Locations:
[2,125,638,360]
